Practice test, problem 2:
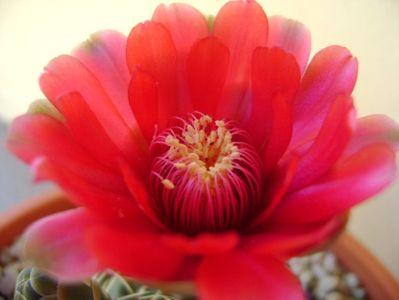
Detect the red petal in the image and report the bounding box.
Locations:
[119,159,165,229]
[269,144,396,225]
[126,21,180,128]
[267,16,311,74]
[261,94,294,175]
[6,114,127,194]
[87,221,183,281]
[72,30,135,127]
[213,0,268,120]
[162,232,239,256]
[345,114,399,156]
[39,55,147,167]
[291,46,358,146]
[246,47,299,150]
[152,3,208,56]
[245,215,347,258]
[249,155,298,230]
[187,37,230,115]
[289,95,355,191]
[23,209,101,281]
[32,158,140,219]
[57,92,126,171]
[128,70,159,143]
[196,252,304,300]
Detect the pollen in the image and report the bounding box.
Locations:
[161,179,175,190]
[164,115,239,183]
[149,113,262,234]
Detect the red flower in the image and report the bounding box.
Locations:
[7,1,399,299]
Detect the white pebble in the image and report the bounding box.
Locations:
[310,252,324,263]
[351,287,366,299]
[325,291,345,300]
[323,252,337,273]
[311,263,327,279]
[298,270,313,288]
[320,275,339,291]
[289,260,304,274]
[343,272,360,287]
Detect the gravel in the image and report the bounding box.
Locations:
[288,251,368,299]
[1,238,367,300]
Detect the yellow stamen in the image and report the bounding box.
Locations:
[165,115,240,184]
[162,179,175,190]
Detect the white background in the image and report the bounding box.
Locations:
[0,0,398,277]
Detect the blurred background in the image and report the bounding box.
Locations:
[0,0,398,277]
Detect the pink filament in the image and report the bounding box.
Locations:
[149,115,262,234]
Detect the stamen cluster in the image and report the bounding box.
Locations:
[150,114,262,234]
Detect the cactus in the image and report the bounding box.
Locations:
[14,267,182,300]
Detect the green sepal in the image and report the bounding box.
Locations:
[27,99,64,122]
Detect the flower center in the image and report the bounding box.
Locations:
[150,114,262,234]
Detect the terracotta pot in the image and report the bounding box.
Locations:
[1,189,399,299]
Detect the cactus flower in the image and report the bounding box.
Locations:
[7,1,399,299]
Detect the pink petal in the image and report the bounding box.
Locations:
[152,3,208,56]
[213,0,268,120]
[289,95,355,191]
[23,209,101,281]
[246,215,347,258]
[196,252,304,300]
[291,46,358,146]
[162,232,239,256]
[126,21,180,128]
[6,114,127,194]
[267,15,311,74]
[187,37,230,116]
[72,30,135,127]
[128,70,159,143]
[246,47,299,151]
[345,114,399,156]
[269,143,396,225]
[39,55,147,167]
[87,221,184,281]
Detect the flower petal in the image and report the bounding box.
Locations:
[289,95,355,191]
[246,47,299,151]
[291,46,358,146]
[126,21,180,128]
[72,30,135,126]
[162,232,239,256]
[152,3,208,56]
[196,252,304,300]
[250,155,298,230]
[213,0,268,120]
[246,215,347,258]
[32,158,140,219]
[39,55,147,167]
[267,15,311,74]
[119,159,165,228]
[87,220,184,281]
[6,113,127,194]
[344,114,399,155]
[187,37,230,116]
[56,92,127,171]
[269,143,396,225]
[128,70,159,143]
[23,209,101,281]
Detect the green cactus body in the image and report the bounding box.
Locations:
[14,267,181,300]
